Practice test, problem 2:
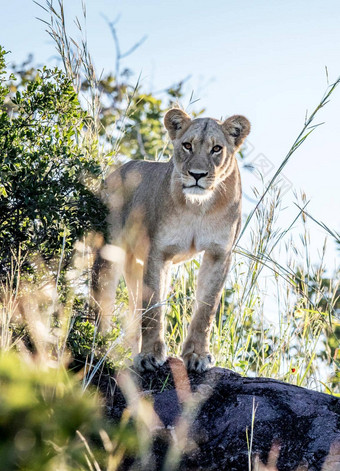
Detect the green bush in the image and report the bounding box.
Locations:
[67,318,127,372]
[0,47,107,279]
[0,353,104,471]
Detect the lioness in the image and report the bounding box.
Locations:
[93,108,250,373]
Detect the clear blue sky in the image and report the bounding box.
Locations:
[1,0,340,268]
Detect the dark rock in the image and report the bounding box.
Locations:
[98,358,340,471]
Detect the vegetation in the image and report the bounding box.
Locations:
[0,52,107,279]
[0,1,339,469]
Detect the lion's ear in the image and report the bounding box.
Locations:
[222,115,251,149]
[164,108,191,140]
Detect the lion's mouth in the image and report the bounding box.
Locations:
[182,184,214,204]
[183,184,205,190]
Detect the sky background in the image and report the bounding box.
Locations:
[1,0,340,272]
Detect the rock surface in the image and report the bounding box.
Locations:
[97,358,340,471]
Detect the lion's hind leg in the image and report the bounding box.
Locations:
[123,252,143,356]
[132,255,172,372]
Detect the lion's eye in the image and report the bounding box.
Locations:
[182,142,192,151]
[212,145,222,153]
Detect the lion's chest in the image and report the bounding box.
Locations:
[156,210,230,264]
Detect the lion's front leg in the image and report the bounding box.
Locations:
[133,253,171,372]
[182,250,232,372]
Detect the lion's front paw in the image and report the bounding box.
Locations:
[133,342,167,372]
[182,351,215,373]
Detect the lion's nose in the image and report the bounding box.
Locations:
[188,170,208,183]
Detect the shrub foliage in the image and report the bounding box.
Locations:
[0,47,107,278]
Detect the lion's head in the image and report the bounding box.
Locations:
[164,108,250,204]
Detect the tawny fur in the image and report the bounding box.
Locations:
[93,109,250,373]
